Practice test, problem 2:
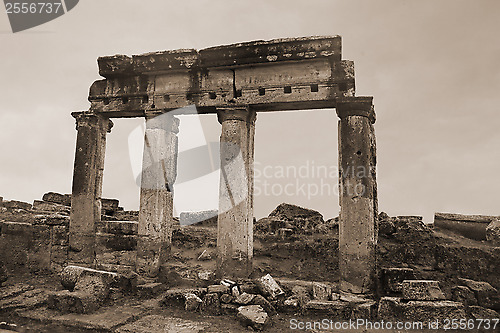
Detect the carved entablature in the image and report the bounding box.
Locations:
[88,36,356,117]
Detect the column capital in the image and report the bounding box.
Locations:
[145,113,180,134]
[217,106,256,124]
[71,111,114,132]
[335,96,375,124]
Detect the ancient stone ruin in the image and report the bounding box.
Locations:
[70,36,378,294]
[0,36,498,332]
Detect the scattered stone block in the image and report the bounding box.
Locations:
[304,300,350,319]
[378,297,466,326]
[381,267,416,294]
[60,265,131,291]
[207,284,230,294]
[468,305,500,319]
[251,294,276,316]
[42,192,71,206]
[47,290,102,314]
[200,293,221,315]
[283,297,300,312]
[486,219,500,246]
[137,283,165,297]
[239,281,259,295]
[339,292,370,304]
[163,287,207,307]
[2,200,32,210]
[221,303,239,314]
[451,285,478,306]
[312,282,332,301]
[351,301,377,320]
[458,278,498,309]
[231,285,240,297]
[291,285,311,306]
[220,294,234,304]
[0,288,46,311]
[235,292,255,305]
[197,270,215,282]
[237,305,268,331]
[402,280,445,301]
[403,300,466,324]
[115,314,206,333]
[258,274,285,299]
[184,293,202,311]
[377,297,404,322]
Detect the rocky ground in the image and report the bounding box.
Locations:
[1,200,499,332]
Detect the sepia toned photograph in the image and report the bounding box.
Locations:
[0,1,499,332]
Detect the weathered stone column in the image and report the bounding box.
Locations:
[69,112,113,267]
[136,114,179,277]
[336,96,378,294]
[216,107,256,279]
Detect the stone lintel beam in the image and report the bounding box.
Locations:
[336,96,378,294]
[216,106,256,279]
[89,59,355,117]
[97,36,341,79]
[136,113,179,277]
[69,112,112,267]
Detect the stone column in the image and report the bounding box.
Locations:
[69,112,113,267]
[336,96,378,294]
[136,114,179,277]
[216,107,256,279]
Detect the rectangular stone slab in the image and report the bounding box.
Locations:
[89,36,352,117]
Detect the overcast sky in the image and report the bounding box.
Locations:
[1,0,499,221]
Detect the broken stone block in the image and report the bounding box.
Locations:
[136,283,165,297]
[235,292,255,305]
[200,293,221,315]
[258,274,284,299]
[184,293,202,311]
[403,300,466,324]
[32,200,70,214]
[47,290,101,314]
[197,270,215,282]
[351,301,377,320]
[304,300,350,319]
[283,297,300,312]
[220,294,234,304]
[339,292,371,304]
[251,294,276,316]
[377,297,404,322]
[451,285,478,306]
[59,265,130,291]
[486,219,500,246]
[402,280,445,301]
[291,285,311,306]
[312,282,332,301]
[163,287,207,307]
[468,305,500,319]
[2,200,32,210]
[239,281,259,295]
[221,303,239,314]
[237,305,269,331]
[207,284,230,294]
[231,285,240,297]
[42,192,71,206]
[458,278,499,309]
[381,267,416,294]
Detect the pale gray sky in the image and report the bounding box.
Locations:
[1,0,499,221]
